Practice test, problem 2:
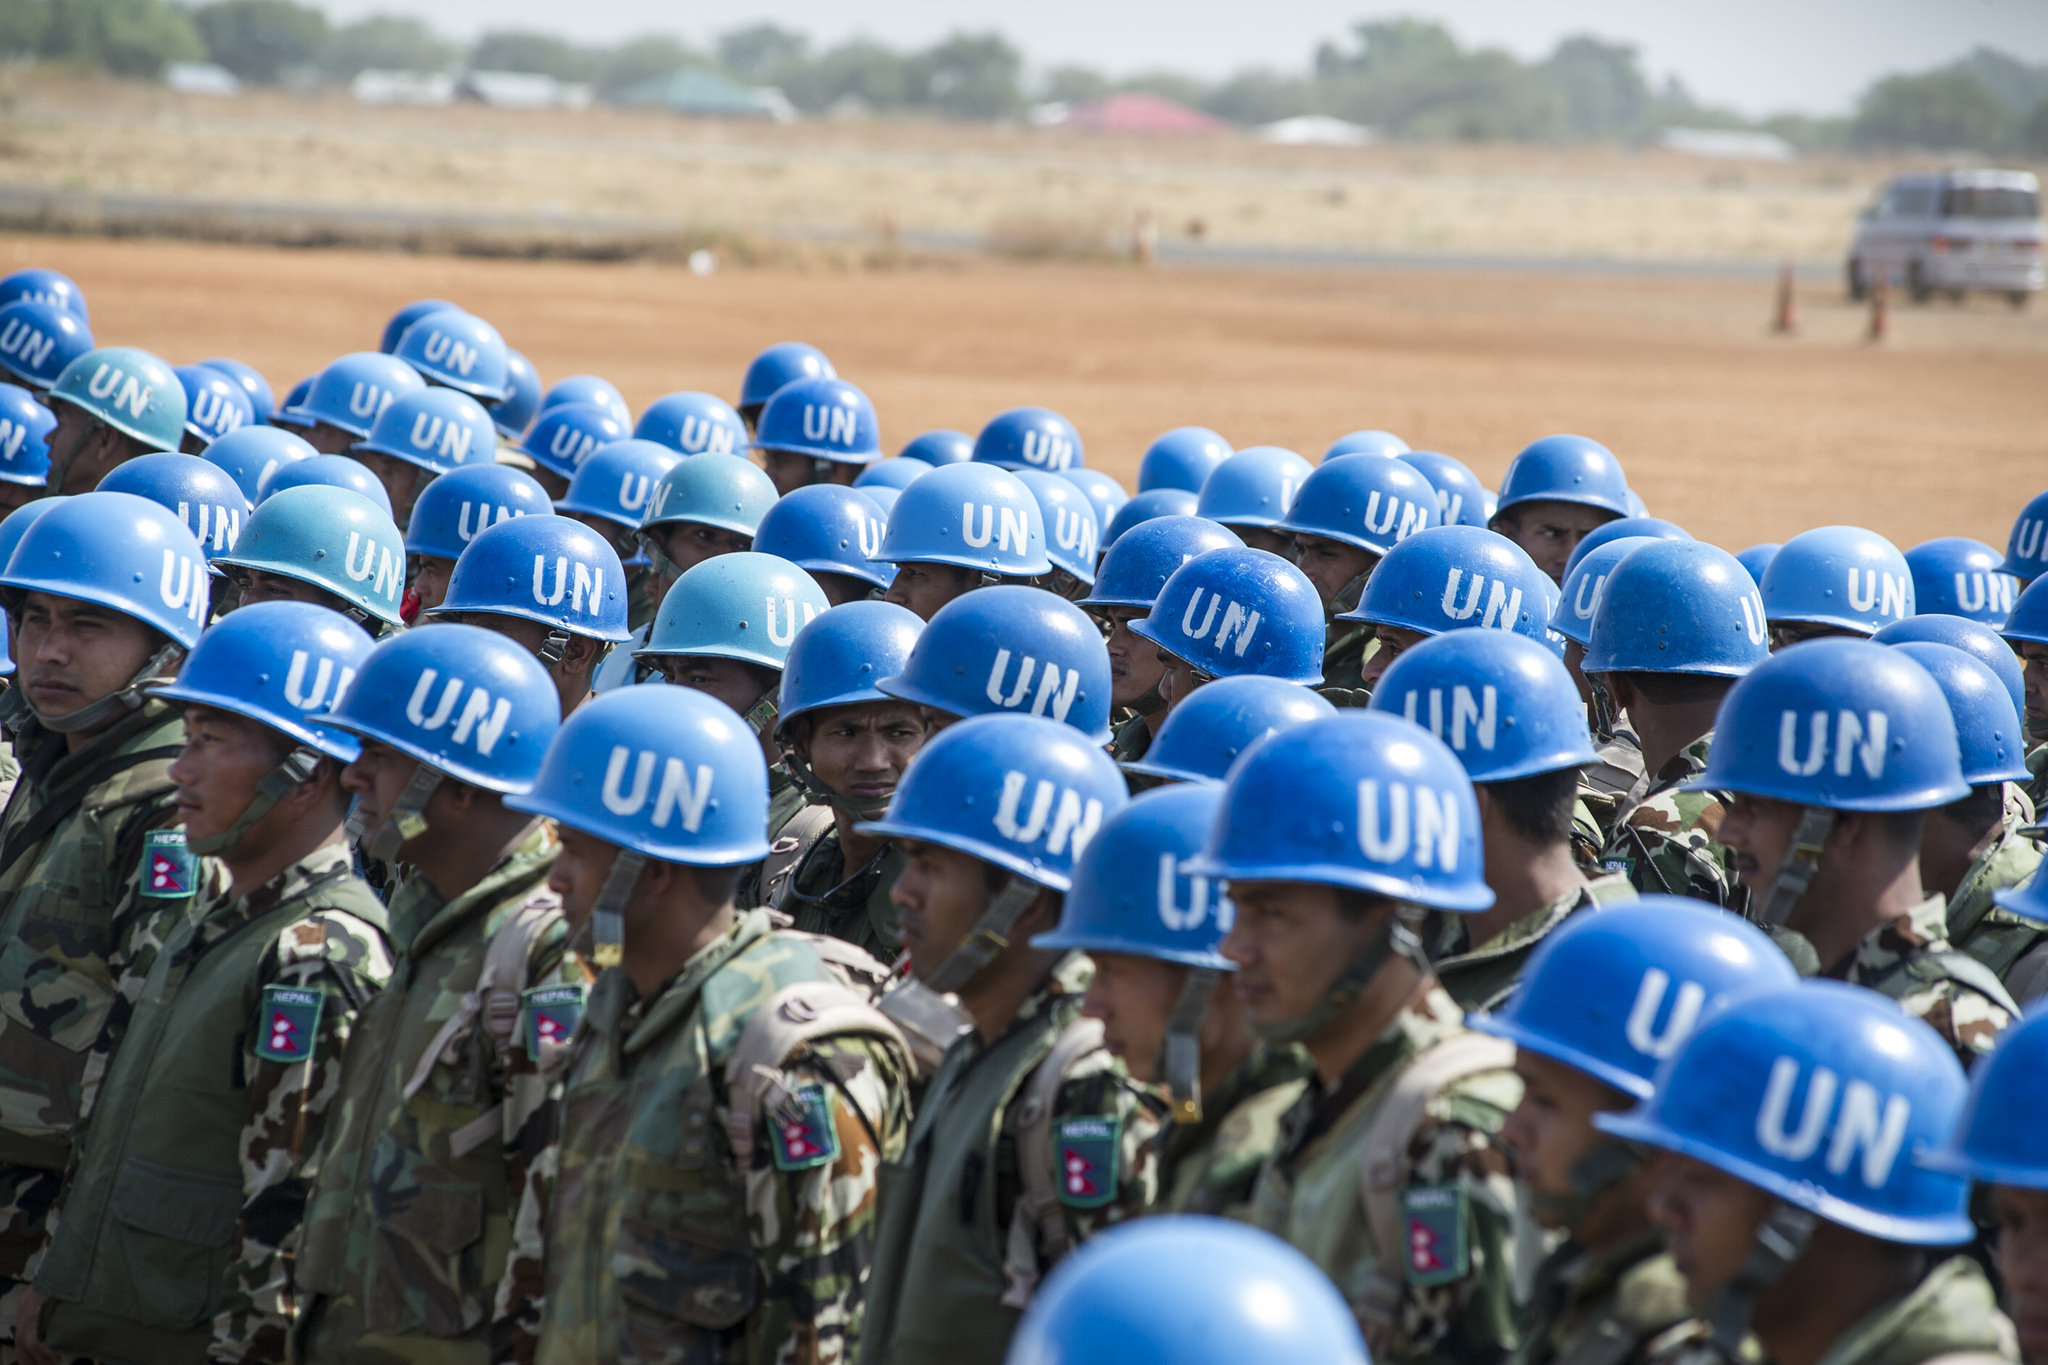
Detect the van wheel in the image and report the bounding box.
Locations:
[2011,292,2031,310]
[1906,261,1932,303]
[1845,258,1866,301]
[1946,289,1966,304]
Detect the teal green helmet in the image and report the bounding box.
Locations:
[46,346,186,450]
[635,550,829,673]
[213,484,406,627]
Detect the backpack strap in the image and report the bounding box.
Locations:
[1900,948,2022,1018]
[1353,1031,1517,1348]
[722,978,910,1167]
[763,806,838,911]
[1000,1014,1107,1310]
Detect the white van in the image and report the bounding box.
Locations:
[1847,169,2043,307]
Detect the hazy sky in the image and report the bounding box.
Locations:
[311,0,2048,117]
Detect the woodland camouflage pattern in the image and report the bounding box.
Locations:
[1429,873,1636,1013]
[1158,1045,1309,1218]
[536,910,912,1365]
[779,833,905,964]
[1823,892,2014,1065]
[1507,1234,1693,1365]
[1945,810,2047,1003]
[1597,738,1745,911]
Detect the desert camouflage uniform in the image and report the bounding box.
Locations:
[1319,623,1376,709]
[861,955,1167,1365]
[1946,807,2047,1004]
[1597,738,1744,911]
[1107,713,1153,767]
[1245,985,1522,1364]
[535,910,912,1365]
[1509,1233,1693,1365]
[1159,1045,1310,1217]
[294,824,578,1365]
[1645,1256,2012,1365]
[32,843,391,1365]
[1432,873,1637,1014]
[0,700,194,1339]
[777,832,905,964]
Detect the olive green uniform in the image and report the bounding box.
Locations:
[1433,874,1637,1014]
[1510,1233,1693,1365]
[1159,1045,1310,1218]
[777,829,905,964]
[1946,811,2047,1005]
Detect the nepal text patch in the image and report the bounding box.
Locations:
[521,983,585,1057]
[1055,1117,1121,1209]
[140,830,196,899]
[256,985,324,1063]
[770,1082,842,1172]
[1401,1185,1469,1287]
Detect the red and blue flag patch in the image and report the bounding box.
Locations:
[1055,1116,1121,1209]
[255,984,324,1063]
[139,829,196,899]
[770,1082,842,1172]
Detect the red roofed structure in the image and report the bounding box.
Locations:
[1047,92,1228,136]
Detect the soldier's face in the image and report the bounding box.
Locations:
[1292,533,1378,612]
[1645,1152,1779,1310]
[407,555,456,615]
[762,449,827,498]
[1768,620,1861,651]
[1492,501,1615,583]
[1561,640,1595,708]
[561,510,638,565]
[891,838,998,982]
[1990,1185,2048,1363]
[813,572,878,609]
[46,404,128,495]
[1080,951,1189,1082]
[1099,608,1165,709]
[231,567,351,617]
[644,521,753,591]
[650,654,776,721]
[352,449,423,525]
[1220,880,1394,1030]
[1229,525,1294,557]
[882,563,979,621]
[1358,625,1428,689]
[1499,1050,1634,1230]
[548,823,625,937]
[1715,792,1802,897]
[171,704,287,845]
[15,592,163,722]
[2018,643,2048,738]
[1155,649,1203,713]
[795,702,927,804]
[303,421,357,456]
[340,738,422,854]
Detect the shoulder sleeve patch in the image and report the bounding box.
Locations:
[521,982,585,1057]
[769,1081,843,1172]
[139,828,197,899]
[255,983,325,1063]
[1054,1116,1121,1209]
[1400,1185,1470,1287]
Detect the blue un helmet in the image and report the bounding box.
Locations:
[260,454,394,518]
[1076,515,1245,614]
[556,439,683,550]
[1371,629,1596,781]
[1561,516,1690,580]
[202,425,316,504]
[1736,543,1780,586]
[1905,537,2017,627]
[878,585,1114,742]
[0,490,210,650]
[738,342,835,423]
[1339,525,1553,644]
[489,348,540,441]
[1122,675,1335,786]
[1871,614,2025,721]
[393,307,510,401]
[0,300,93,390]
[286,351,425,439]
[751,485,893,593]
[854,456,929,494]
[45,345,186,453]
[2003,576,2048,650]
[0,268,87,320]
[212,485,407,628]
[1102,488,1199,551]
[1399,450,1489,528]
[872,461,1051,577]
[97,451,252,560]
[1477,895,1797,1099]
[428,513,634,647]
[402,462,549,562]
[1131,548,1325,686]
[0,497,62,675]
[272,376,314,428]
[539,373,631,427]
[0,382,55,488]
[1014,469,1100,586]
[1584,540,1770,678]
[1196,446,1313,534]
[203,358,276,423]
[520,401,630,480]
[1922,1009,2048,1191]
[1007,1217,1369,1365]
[1599,981,1972,1246]
[1277,451,1441,557]
[1323,429,1408,461]
[900,429,972,466]
[1137,426,1230,493]
[1491,434,1631,522]
[1551,537,1657,648]
[174,363,254,448]
[637,550,828,675]
[972,406,1084,473]
[634,391,748,457]
[355,387,498,478]
[640,451,777,539]
[1889,642,2029,785]
[378,298,455,355]
[1759,526,1915,637]
[777,599,924,733]
[2002,488,2048,583]
[1063,468,1130,534]
[752,377,884,467]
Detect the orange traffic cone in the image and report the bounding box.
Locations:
[1772,262,1797,334]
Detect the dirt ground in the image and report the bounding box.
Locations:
[14,234,2045,552]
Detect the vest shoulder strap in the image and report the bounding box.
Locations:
[1902,948,2022,1018]
[721,977,909,1167]
[1001,1013,1107,1310]
[401,886,565,1104]
[762,805,838,911]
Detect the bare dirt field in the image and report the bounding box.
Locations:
[11,233,2044,553]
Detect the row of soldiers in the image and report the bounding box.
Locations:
[0,268,2037,1365]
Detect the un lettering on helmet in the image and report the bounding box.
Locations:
[409,411,472,464]
[158,547,209,626]
[405,668,513,755]
[802,402,860,448]
[1739,591,1768,645]
[1952,570,2016,618]
[1845,568,1911,623]
[856,514,884,561]
[0,419,28,462]
[282,648,356,713]
[458,500,521,544]
[1355,779,1461,869]
[1397,683,1497,752]
[87,362,153,421]
[1053,506,1097,564]
[1442,567,1523,630]
[1156,853,1230,934]
[347,381,388,423]
[617,473,652,517]
[1359,490,1430,545]
[766,594,819,648]
[531,554,608,619]
[992,768,1104,857]
[0,318,55,371]
[1021,429,1075,470]
[2013,517,2045,566]
[961,501,1032,554]
[985,650,1082,724]
[1777,709,1888,779]
[1624,969,1706,1063]
[190,386,246,436]
[600,746,714,831]
[177,499,242,554]
[1180,588,1262,657]
[550,424,598,468]
[343,530,403,607]
[676,415,737,454]
[1756,1058,1910,1190]
[421,329,480,379]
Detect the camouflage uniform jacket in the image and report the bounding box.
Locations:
[0,732,18,814]
[536,910,913,1365]
[0,700,196,1316]
[1509,1231,1692,1365]
[1432,873,1637,1014]
[860,955,1168,1365]
[1244,984,1522,1364]
[2025,742,2048,824]
[737,769,810,912]
[1946,810,2047,1005]
[779,830,905,964]
[1159,1044,1310,1217]
[1810,893,2015,1066]
[1107,713,1153,767]
[294,824,577,1365]
[1318,623,1376,709]
[33,842,393,1365]
[1598,737,1744,911]
[1575,727,1646,864]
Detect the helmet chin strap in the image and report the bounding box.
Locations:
[923,874,1044,996]
[33,643,183,735]
[1250,904,1430,1045]
[1125,680,1167,719]
[1159,967,1219,1124]
[347,764,446,866]
[1584,674,1621,744]
[1750,806,1836,928]
[781,746,893,818]
[588,847,646,969]
[1706,1200,1816,1353]
[187,745,323,857]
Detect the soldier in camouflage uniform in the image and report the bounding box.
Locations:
[1606,983,2013,1365]
[1195,711,1522,1363]
[290,625,574,1364]
[1472,899,1797,1365]
[0,493,214,1351]
[1552,535,1661,856]
[22,604,390,1365]
[1369,629,1637,1012]
[860,715,1165,1365]
[508,683,913,1365]
[1704,639,2015,1066]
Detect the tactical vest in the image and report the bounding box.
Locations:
[36,865,385,1364]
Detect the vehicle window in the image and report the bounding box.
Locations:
[1940,187,2041,219]
[1893,186,1938,217]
